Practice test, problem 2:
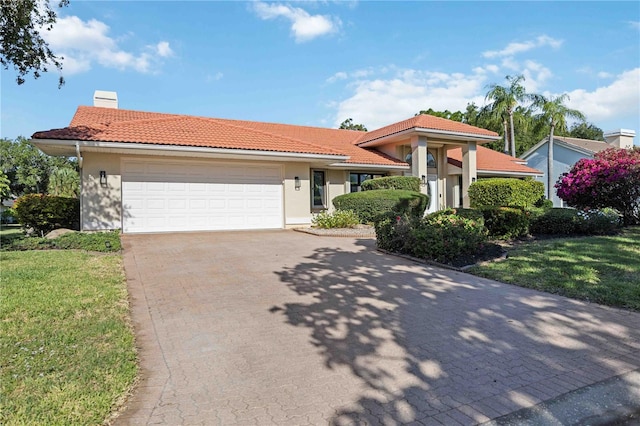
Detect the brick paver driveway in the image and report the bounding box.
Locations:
[115,230,640,425]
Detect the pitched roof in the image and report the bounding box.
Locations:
[552,136,609,154]
[358,114,499,145]
[448,146,542,175]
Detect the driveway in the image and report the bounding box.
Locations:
[115,230,640,425]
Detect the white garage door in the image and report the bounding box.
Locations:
[122,159,283,233]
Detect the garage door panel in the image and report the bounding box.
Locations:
[122,160,283,233]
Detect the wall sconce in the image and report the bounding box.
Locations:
[294,176,301,191]
[421,175,427,186]
[472,177,476,183]
[99,170,107,187]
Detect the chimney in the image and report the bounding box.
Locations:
[93,90,118,109]
[604,129,635,149]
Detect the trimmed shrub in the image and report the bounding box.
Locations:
[13,194,80,236]
[5,231,121,252]
[428,208,485,227]
[469,178,545,208]
[333,190,428,223]
[312,210,360,229]
[530,208,622,236]
[478,206,531,239]
[361,176,421,192]
[375,211,487,264]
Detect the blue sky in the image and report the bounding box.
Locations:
[1,1,639,144]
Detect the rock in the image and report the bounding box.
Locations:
[45,228,76,239]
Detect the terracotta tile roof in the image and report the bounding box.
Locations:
[553,136,609,154]
[33,106,407,166]
[448,146,542,175]
[358,114,499,145]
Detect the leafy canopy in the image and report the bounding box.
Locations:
[0,0,68,87]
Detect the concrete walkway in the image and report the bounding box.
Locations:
[115,230,640,425]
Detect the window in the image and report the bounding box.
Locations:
[427,150,437,168]
[349,173,384,192]
[311,170,326,209]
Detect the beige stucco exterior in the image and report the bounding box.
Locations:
[81,152,122,230]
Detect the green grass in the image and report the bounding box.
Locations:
[0,250,137,425]
[469,226,640,311]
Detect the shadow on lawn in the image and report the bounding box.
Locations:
[273,239,640,424]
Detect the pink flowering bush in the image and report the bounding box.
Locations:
[556,147,640,225]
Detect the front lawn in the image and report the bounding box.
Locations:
[469,227,640,311]
[0,250,137,424]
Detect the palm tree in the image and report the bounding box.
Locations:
[484,75,530,157]
[533,94,586,201]
[48,167,80,198]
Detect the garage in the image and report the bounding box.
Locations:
[121,159,283,233]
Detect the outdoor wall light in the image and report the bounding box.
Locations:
[294,176,301,190]
[99,170,107,187]
[472,177,476,183]
[421,175,427,186]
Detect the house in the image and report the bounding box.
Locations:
[521,130,636,206]
[31,91,540,234]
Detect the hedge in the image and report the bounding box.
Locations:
[469,178,544,208]
[361,176,421,192]
[375,211,487,264]
[530,208,621,236]
[13,194,80,236]
[333,189,428,223]
[477,206,530,239]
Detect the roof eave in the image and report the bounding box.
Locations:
[328,162,410,170]
[31,138,350,163]
[358,127,500,147]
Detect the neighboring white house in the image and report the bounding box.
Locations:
[521,130,636,207]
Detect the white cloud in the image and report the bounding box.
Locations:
[483,35,563,58]
[521,60,553,93]
[332,68,487,129]
[155,41,173,58]
[565,68,640,122]
[597,71,613,79]
[45,15,173,75]
[252,2,341,42]
[326,71,348,83]
[206,72,224,82]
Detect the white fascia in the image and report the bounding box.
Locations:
[478,170,543,178]
[359,128,500,147]
[32,139,349,163]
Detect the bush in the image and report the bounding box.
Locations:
[556,147,640,225]
[375,211,487,264]
[478,207,531,239]
[530,208,622,236]
[361,176,421,192]
[312,210,360,229]
[13,194,80,236]
[428,208,485,226]
[333,190,428,223]
[5,231,121,252]
[469,178,545,208]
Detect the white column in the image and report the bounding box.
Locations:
[461,142,477,208]
[411,135,428,198]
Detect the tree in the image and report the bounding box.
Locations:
[338,118,367,132]
[533,94,586,200]
[484,75,531,157]
[48,167,79,198]
[556,147,640,225]
[567,122,604,141]
[1,0,68,87]
[0,171,11,202]
[0,136,77,196]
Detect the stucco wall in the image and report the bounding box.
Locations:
[327,169,348,212]
[283,163,312,227]
[81,152,122,230]
[524,144,589,206]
